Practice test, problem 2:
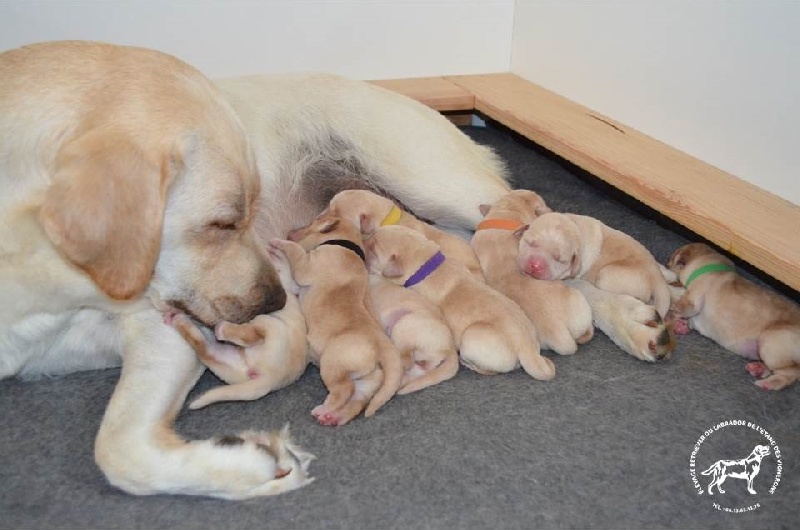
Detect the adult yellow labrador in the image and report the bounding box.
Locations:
[0,40,672,499]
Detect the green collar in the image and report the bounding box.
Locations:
[684,263,735,288]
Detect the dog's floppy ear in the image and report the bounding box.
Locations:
[39,129,175,300]
[513,224,529,239]
[381,254,404,279]
[318,218,340,234]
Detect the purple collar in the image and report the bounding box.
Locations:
[403,251,445,288]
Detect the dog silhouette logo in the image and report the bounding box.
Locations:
[700,444,771,495]
[689,421,783,513]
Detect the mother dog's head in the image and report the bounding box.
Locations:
[33,42,284,326]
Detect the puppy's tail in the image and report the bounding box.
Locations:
[189,379,274,409]
[364,341,404,417]
[397,348,459,395]
[518,341,556,381]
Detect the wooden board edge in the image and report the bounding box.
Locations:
[444,73,800,292]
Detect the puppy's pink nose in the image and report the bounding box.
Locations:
[525,257,549,279]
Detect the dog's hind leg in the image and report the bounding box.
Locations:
[754,328,800,391]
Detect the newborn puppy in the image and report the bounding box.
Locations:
[269,217,403,425]
[518,212,671,318]
[298,189,484,279]
[366,225,555,380]
[369,276,459,394]
[667,242,800,390]
[165,293,309,409]
[472,190,594,355]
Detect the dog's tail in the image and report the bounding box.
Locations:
[700,462,720,476]
[364,340,404,417]
[397,348,459,395]
[189,379,274,409]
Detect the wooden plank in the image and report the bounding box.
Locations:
[446,72,800,291]
[369,77,474,111]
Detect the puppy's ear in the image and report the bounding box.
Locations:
[570,252,581,276]
[318,218,340,234]
[479,204,491,216]
[359,212,377,235]
[381,254,404,278]
[513,224,529,239]
[40,129,176,300]
[667,248,686,269]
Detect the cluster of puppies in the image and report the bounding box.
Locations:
[169,189,800,426]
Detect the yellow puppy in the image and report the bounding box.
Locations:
[668,243,800,390]
[472,190,594,355]
[269,217,403,426]
[518,212,671,318]
[165,292,309,409]
[368,276,459,394]
[366,225,555,380]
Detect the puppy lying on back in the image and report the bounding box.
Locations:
[667,243,800,390]
[368,276,459,394]
[269,217,403,426]
[300,189,484,279]
[471,190,594,355]
[165,292,309,409]
[366,225,555,380]
[518,212,671,318]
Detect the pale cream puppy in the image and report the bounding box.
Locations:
[368,276,459,394]
[269,217,403,426]
[299,189,484,279]
[667,243,800,390]
[518,212,672,318]
[365,225,555,380]
[165,291,309,409]
[472,191,594,355]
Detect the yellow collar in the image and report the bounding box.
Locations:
[381,205,403,226]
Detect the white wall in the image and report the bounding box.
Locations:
[0,1,513,80]
[3,2,797,206]
[512,2,800,206]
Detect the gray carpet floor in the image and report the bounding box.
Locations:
[1,123,798,529]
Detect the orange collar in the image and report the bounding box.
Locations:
[476,218,524,231]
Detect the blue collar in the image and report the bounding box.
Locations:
[403,251,445,288]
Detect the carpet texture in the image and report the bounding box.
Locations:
[1,123,797,529]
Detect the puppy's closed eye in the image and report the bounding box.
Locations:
[208,220,239,231]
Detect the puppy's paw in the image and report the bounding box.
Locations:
[311,404,341,427]
[745,361,770,379]
[671,318,691,335]
[754,373,792,391]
